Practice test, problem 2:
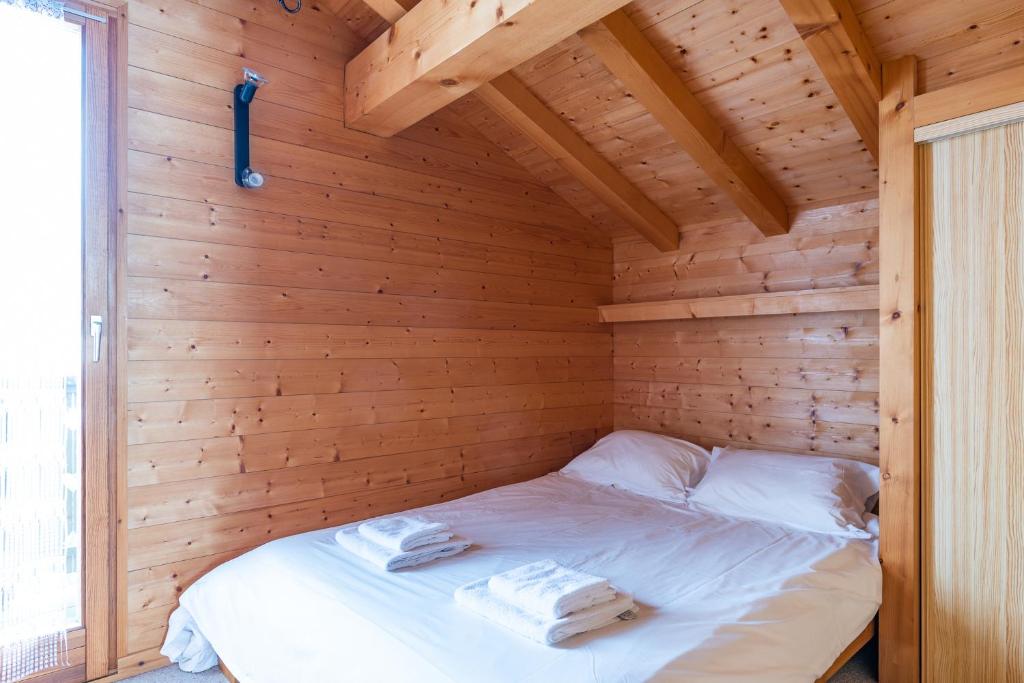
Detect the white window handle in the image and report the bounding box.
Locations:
[90,315,103,362]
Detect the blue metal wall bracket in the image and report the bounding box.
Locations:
[234,67,267,189]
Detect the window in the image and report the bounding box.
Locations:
[0,1,122,681]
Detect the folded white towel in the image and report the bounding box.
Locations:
[336,527,469,571]
[455,577,636,645]
[488,559,616,619]
[358,515,452,552]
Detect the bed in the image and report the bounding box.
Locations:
[164,470,881,682]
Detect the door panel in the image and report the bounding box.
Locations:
[924,118,1024,682]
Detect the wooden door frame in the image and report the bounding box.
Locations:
[878,60,1024,682]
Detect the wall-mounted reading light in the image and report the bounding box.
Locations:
[234,67,268,189]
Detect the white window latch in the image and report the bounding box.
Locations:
[90,315,103,362]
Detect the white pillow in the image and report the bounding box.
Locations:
[560,430,711,502]
[688,447,880,537]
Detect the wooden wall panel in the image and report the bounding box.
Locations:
[612,199,880,462]
[120,0,612,670]
[924,117,1024,683]
[851,0,1024,94]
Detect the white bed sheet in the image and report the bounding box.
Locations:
[168,472,881,683]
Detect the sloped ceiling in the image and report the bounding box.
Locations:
[326,0,1024,239]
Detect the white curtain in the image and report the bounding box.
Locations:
[0,379,78,681]
[0,0,64,19]
[0,2,81,681]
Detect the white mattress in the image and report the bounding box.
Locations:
[169,472,881,682]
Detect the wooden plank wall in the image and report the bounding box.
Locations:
[612,199,880,462]
[924,118,1024,682]
[119,0,613,671]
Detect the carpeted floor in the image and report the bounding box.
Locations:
[828,636,878,683]
[122,666,224,682]
[124,639,878,682]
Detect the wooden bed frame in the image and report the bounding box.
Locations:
[815,621,876,683]
[218,619,875,683]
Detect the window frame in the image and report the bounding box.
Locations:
[14,2,127,682]
[77,1,127,681]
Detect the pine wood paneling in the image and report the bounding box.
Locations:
[127,108,592,231]
[475,74,680,252]
[452,0,1024,246]
[612,198,879,462]
[126,405,609,486]
[851,0,1024,94]
[924,115,1024,682]
[123,194,610,286]
[126,380,611,440]
[126,320,611,361]
[779,0,882,162]
[579,10,791,237]
[126,234,606,308]
[126,67,548,190]
[125,151,600,256]
[461,0,879,236]
[126,358,610,403]
[126,277,600,331]
[119,0,612,668]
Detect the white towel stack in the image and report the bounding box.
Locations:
[336,516,470,571]
[359,515,453,551]
[455,560,636,645]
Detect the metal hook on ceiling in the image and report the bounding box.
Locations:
[278,0,301,14]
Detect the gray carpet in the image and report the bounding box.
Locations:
[123,667,225,682]
[125,641,877,682]
[828,637,878,683]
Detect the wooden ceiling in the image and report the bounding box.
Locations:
[326,0,1024,242]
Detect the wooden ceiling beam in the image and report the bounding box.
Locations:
[778,0,882,163]
[579,11,791,238]
[353,0,680,252]
[345,0,637,137]
[360,0,418,24]
[477,75,680,251]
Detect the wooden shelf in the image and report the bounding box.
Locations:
[598,285,879,323]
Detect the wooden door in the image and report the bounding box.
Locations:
[923,117,1024,681]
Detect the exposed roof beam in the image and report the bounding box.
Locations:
[477,75,680,251]
[778,0,882,163]
[361,0,418,24]
[345,0,637,137]
[354,0,680,252]
[579,11,791,238]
